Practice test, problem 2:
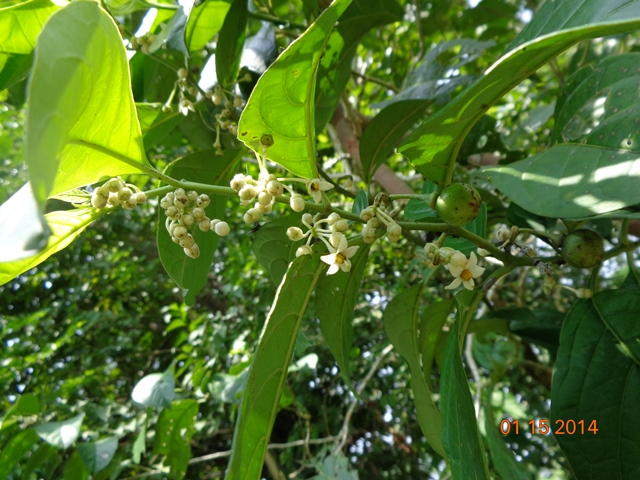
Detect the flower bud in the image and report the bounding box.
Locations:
[496,227,511,243]
[179,234,196,248]
[576,288,593,299]
[287,227,305,241]
[192,207,205,221]
[239,185,257,201]
[302,213,313,225]
[215,221,230,236]
[197,194,210,208]
[257,191,272,206]
[210,219,220,229]
[108,192,121,206]
[166,206,179,219]
[329,232,345,249]
[186,190,198,202]
[255,203,272,214]
[362,226,376,244]
[332,219,349,233]
[177,68,188,79]
[134,192,147,204]
[91,192,108,209]
[360,207,375,222]
[290,194,305,212]
[199,219,211,232]
[327,213,341,225]
[173,226,188,239]
[184,244,200,259]
[266,180,284,197]
[233,95,243,107]
[296,245,312,257]
[122,200,137,210]
[230,174,247,191]
[106,178,123,193]
[244,208,261,224]
[118,187,133,202]
[477,248,491,257]
[449,252,468,268]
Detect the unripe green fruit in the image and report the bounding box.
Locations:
[561,229,605,268]
[435,183,482,226]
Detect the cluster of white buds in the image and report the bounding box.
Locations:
[203,85,243,139]
[359,204,402,244]
[286,213,358,275]
[423,243,486,290]
[162,68,198,117]
[159,188,230,259]
[91,178,147,211]
[231,139,333,221]
[130,33,156,54]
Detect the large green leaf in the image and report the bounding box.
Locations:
[440,306,489,479]
[551,290,640,479]
[419,299,455,382]
[383,284,446,458]
[238,0,352,179]
[35,413,84,449]
[316,244,370,391]
[25,1,148,209]
[152,399,199,479]
[0,204,103,286]
[486,145,640,218]
[314,0,403,133]
[157,149,240,305]
[0,428,39,478]
[185,0,231,53]
[226,254,324,480]
[399,13,640,186]
[215,0,246,87]
[77,436,118,474]
[131,369,175,409]
[0,0,59,54]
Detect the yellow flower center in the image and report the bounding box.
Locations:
[460,269,473,281]
[310,182,320,192]
[335,253,346,264]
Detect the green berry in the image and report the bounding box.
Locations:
[435,183,482,226]
[561,229,605,268]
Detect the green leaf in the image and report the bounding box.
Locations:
[316,244,370,391]
[157,149,241,305]
[77,436,118,474]
[62,451,89,480]
[0,52,33,91]
[486,145,640,218]
[26,1,148,210]
[132,421,146,464]
[2,393,41,428]
[360,99,431,184]
[483,399,532,480]
[0,0,59,54]
[238,0,352,179]
[251,213,302,285]
[399,13,640,187]
[136,103,182,150]
[311,450,358,480]
[226,254,324,480]
[551,290,640,479]
[0,428,39,478]
[404,180,438,221]
[131,369,175,409]
[440,312,489,479]
[442,202,487,255]
[152,399,199,479]
[314,0,403,132]
[215,0,247,87]
[186,0,232,53]
[383,284,446,458]
[419,299,455,382]
[0,203,102,286]
[35,413,85,449]
[351,189,368,215]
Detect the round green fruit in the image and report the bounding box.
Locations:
[561,229,605,268]
[435,183,482,226]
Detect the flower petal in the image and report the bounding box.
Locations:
[470,265,486,277]
[445,277,463,290]
[318,180,333,191]
[462,278,475,290]
[340,260,352,272]
[327,263,340,275]
[448,265,464,277]
[337,234,348,253]
[467,252,478,269]
[320,253,335,266]
[344,245,359,258]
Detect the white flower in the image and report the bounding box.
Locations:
[306,178,333,203]
[444,252,485,290]
[179,98,195,116]
[321,235,359,275]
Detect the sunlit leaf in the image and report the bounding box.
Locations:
[238,0,352,179]
[185,0,232,53]
[36,413,84,449]
[152,399,198,479]
[226,254,324,480]
[131,370,175,409]
[0,0,60,54]
[26,1,148,210]
[486,145,640,218]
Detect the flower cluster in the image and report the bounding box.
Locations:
[91,177,147,210]
[359,203,402,244]
[286,213,357,275]
[159,188,229,259]
[423,243,486,290]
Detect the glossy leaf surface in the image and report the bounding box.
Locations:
[551,290,640,479]
[383,284,446,457]
[238,0,352,179]
[226,255,324,480]
[0,0,60,54]
[26,1,148,209]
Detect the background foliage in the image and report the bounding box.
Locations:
[2,0,640,479]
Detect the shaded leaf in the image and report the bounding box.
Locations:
[36,413,85,449]
[2,393,41,428]
[551,290,640,479]
[252,213,302,284]
[136,103,182,150]
[440,296,489,478]
[226,254,324,480]
[131,369,175,409]
[486,145,640,218]
[62,451,89,480]
[404,180,438,221]
[238,0,352,179]
[157,149,241,305]
[0,0,59,54]
[317,244,370,390]
[215,0,247,87]
[26,1,148,210]
[419,299,455,382]
[351,189,368,215]
[0,428,39,478]
[77,436,118,474]
[152,399,199,479]
[185,0,232,53]
[383,284,446,458]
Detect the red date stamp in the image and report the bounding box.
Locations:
[500,419,598,435]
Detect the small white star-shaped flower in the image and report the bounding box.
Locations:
[320,234,359,275]
[306,179,333,203]
[179,98,195,116]
[444,251,485,290]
